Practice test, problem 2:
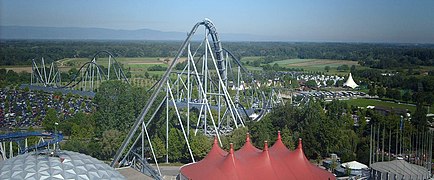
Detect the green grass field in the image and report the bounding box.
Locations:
[3,56,371,79]
[239,56,365,75]
[343,98,434,113]
[58,57,164,67]
[57,57,168,77]
[239,56,263,62]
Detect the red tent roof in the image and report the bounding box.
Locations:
[180,132,335,180]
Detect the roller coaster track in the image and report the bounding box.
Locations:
[110,19,281,179]
[31,51,130,92]
[111,18,240,168]
[62,51,130,91]
[0,132,63,159]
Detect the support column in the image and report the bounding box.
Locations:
[377,124,380,162]
[9,141,13,158]
[382,127,385,161]
[166,80,169,164]
[369,124,373,166]
[187,50,190,137]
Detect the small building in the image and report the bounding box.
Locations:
[370,159,430,179]
[339,161,368,177]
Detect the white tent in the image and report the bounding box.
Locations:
[343,73,358,89]
[340,161,368,170]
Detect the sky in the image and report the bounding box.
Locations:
[1,0,434,43]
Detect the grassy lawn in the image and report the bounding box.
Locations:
[58,57,165,67]
[0,66,33,73]
[271,58,317,65]
[343,98,434,114]
[240,56,263,62]
[4,57,365,76]
[238,57,368,75]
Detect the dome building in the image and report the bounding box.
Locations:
[0,150,125,179]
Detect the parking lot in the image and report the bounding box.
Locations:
[0,88,95,130]
[293,90,367,104]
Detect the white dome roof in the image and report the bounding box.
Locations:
[0,150,124,179]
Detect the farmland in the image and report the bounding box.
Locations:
[240,56,364,74]
[273,59,362,74]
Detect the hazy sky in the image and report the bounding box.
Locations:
[1,0,434,43]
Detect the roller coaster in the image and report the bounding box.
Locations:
[109,18,282,179]
[27,18,282,179]
[31,50,130,92]
[0,131,63,160]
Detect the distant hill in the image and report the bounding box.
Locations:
[0,26,277,41]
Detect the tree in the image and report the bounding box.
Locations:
[252,60,261,67]
[368,84,377,96]
[281,127,295,150]
[326,80,334,87]
[324,66,330,72]
[189,132,212,160]
[411,104,428,130]
[386,88,401,100]
[168,128,186,162]
[100,129,124,160]
[350,65,356,73]
[305,80,317,88]
[42,109,58,132]
[402,91,411,102]
[337,65,349,72]
[377,86,385,98]
[63,139,87,154]
[152,136,167,159]
[336,80,344,87]
[94,81,148,135]
[356,137,370,165]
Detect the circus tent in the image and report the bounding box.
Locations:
[343,73,358,89]
[178,132,335,180]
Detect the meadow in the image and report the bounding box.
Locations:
[240,56,364,75]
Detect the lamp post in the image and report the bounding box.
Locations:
[54,122,59,151]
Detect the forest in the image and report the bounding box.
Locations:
[39,80,429,165]
[2,40,434,69]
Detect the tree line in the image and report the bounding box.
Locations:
[2,40,434,69]
[248,99,430,165]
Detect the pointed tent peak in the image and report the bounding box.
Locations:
[246,133,250,143]
[229,143,234,154]
[213,136,218,144]
[297,138,303,149]
[343,72,358,89]
[277,131,281,140]
[264,141,269,151]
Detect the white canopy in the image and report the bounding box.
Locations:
[343,73,358,89]
[341,161,368,170]
[249,113,259,119]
